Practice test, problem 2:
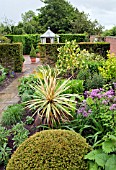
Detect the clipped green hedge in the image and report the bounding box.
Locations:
[78,42,110,58]
[59,34,87,43]
[7,130,91,170]
[6,34,87,54]
[38,42,110,65]
[6,34,41,54]
[38,43,65,66]
[0,43,23,72]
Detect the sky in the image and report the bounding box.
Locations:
[0,0,116,30]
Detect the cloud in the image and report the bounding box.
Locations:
[69,0,116,29]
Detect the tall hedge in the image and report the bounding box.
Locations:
[6,34,41,54]
[38,43,65,66]
[38,42,110,66]
[59,34,88,43]
[0,43,23,72]
[6,34,87,54]
[78,42,110,58]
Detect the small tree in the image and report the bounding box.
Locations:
[29,44,36,58]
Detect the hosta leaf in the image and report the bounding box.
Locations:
[102,140,115,153]
[88,161,99,170]
[105,155,116,170]
[84,149,102,161]
[95,153,109,167]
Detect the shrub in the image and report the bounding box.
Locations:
[1,104,24,126]
[85,73,106,90]
[6,129,91,170]
[99,52,116,81]
[12,123,29,148]
[25,65,78,127]
[29,44,36,58]
[0,35,10,43]
[56,40,80,77]
[0,43,23,72]
[78,42,110,58]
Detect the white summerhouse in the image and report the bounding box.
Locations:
[40,27,60,43]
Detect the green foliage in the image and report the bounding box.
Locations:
[12,123,29,148]
[6,130,91,170]
[0,126,11,166]
[0,35,10,43]
[99,52,116,80]
[1,104,24,126]
[59,34,87,42]
[85,134,116,170]
[29,44,36,58]
[25,116,34,125]
[56,40,80,77]
[0,143,11,166]
[38,43,65,66]
[25,65,79,127]
[6,34,40,54]
[0,126,10,146]
[78,42,110,58]
[103,26,116,36]
[0,64,7,84]
[0,43,23,72]
[58,79,84,94]
[85,73,106,90]
[18,75,38,101]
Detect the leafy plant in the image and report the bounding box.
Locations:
[1,104,24,126]
[0,143,11,165]
[85,134,116,170]
[99,52,116,80]
[12,123,29,148]
[56,40,80,77]
[29,44,36,58]
[0,64,7,83]
[0,126,10,146]
[25,116,34,125]
[18,75,38,101]
[25,65,79,127]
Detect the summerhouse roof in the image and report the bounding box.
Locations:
[40,27,60,38]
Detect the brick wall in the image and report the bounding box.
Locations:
[105,36,116,54]
[90,35,116,55]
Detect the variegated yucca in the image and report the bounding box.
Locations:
[25,65,78,127]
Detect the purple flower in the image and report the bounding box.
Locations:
[102,100,108,105]
[109,104,116,110]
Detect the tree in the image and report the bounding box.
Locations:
[37,0,77,33]
[21,10,36,24]
[103,26,116,36]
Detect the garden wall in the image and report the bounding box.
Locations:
[0,43,23,72]
[105,36,116,54]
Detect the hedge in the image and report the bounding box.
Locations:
[78,42,110,59]
[38,42,110,65]
[6,34,87,54]
[38,43,65,66]
[6,34,41,54]
[59,34,88,43]
[0,43,23,72]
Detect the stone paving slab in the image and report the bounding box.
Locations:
[0,55,41,118]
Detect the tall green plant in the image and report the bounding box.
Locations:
[25,65,79,127]
[56,40,80,77]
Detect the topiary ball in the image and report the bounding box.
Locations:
[6,130,91,170]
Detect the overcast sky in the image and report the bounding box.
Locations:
[0,0,116,30]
